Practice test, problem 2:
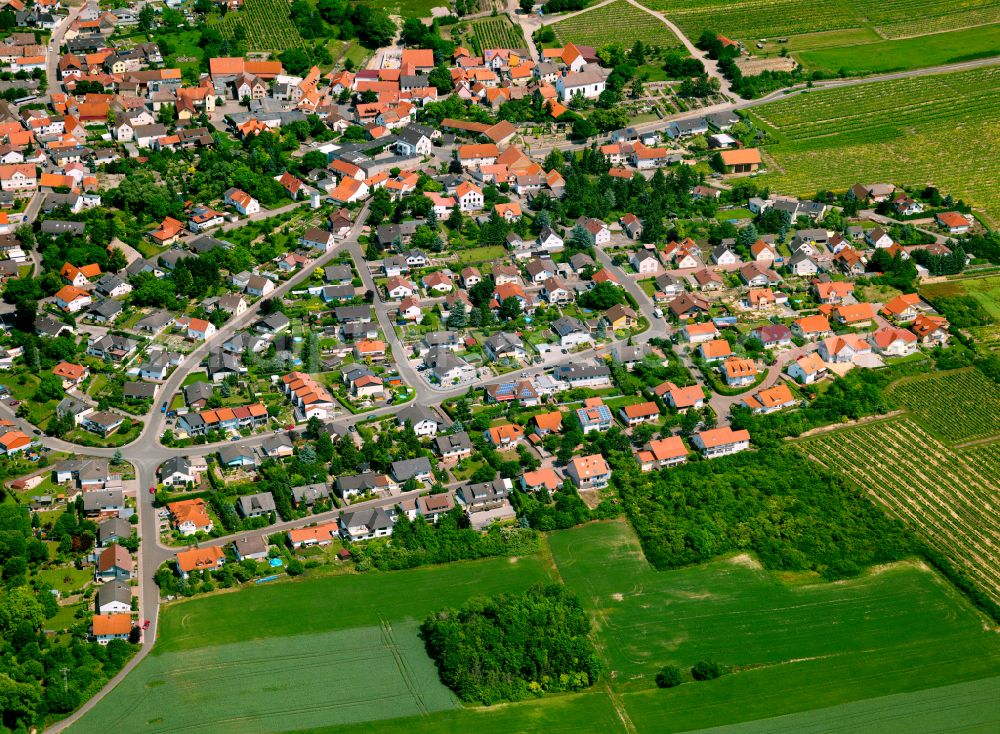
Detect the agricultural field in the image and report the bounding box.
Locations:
[640,676,1000,734]
[643,0,1000,69]
[469,16,528,54]
[887,368,1000,443]
[751,66,1000,225]
[549,1,684,50]
[921,275,1000,349]
[797,24,1000,76]
[549,520,1000,731]
[217,0,305,51]
[799,417,1000,606]
[70,555,553,733]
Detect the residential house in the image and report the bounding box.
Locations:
[175,546,225,579]
[577,398,613,434]
[637,436,687,471]
[741,383,798,414]
[567,454,611,489]
[788,352,828,384]
[692,426,751,458]
[870,326,918,356]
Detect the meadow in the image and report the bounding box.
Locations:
[69,555,553,733]
[643,676,1000,734]
[549,522,1000,732]
[217,0,305,51]
[549,1,684,50]
[751,66,1000,225]
[799,416,1000,606]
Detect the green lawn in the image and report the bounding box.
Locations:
[45,601,87,633]
[452,245,507,266]
[180,372,210,387]
[797,24,1000,76]
[715,208,753,220]
[34,566,93,595]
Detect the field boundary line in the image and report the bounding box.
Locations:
[954,434,1000,450]
[789,410,904,440]
[379,615,430,717]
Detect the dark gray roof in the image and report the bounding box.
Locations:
[390,456,432,481]
[98,579,131,607]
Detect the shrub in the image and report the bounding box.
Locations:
[656,665,682,688]
[691,660,724,681]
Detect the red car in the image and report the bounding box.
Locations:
[143,620,150,630]
[149,487,156,494]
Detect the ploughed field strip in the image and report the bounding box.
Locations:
[800,418,1000,605]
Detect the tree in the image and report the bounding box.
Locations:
[138,3,156,31]
[656,665,682,688]
[33,373,63,402]
[519,0,534,12]
[571,116,598,140]
[736,223,758,249]
[691,660,724,681]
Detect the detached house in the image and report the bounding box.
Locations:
[692,427,750,458]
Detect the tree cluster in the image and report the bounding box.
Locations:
[618,447,915,579]
[421,583,601,704]
[353,509,537,571]
[0,504,135,729]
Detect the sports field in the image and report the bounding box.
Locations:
[549,1,685,50]
[642,0,1000,74]
[752,66,1000,225]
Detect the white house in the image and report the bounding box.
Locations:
[224,188,260,216]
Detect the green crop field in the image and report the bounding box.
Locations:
[799,416,1000,606]
[886,368,1000,443]
[797,25,1000,76]
[643,676,1000,734]
[549,1,684,50]
[642,0,1000,56]
[751,66,1000,226]
[72,623,457,734]
[69,519,1000,734]
[469,16,527,53]
[217,0,305,51]
[548,521,1000,733]
[70,556,553,733]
